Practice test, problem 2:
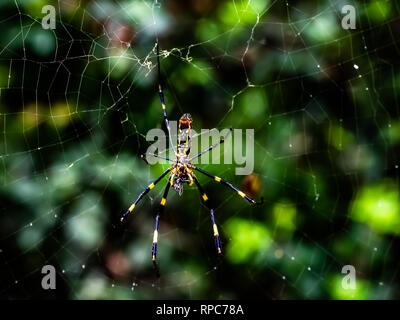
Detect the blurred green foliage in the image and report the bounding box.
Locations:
[225,218,272,264]
[351,181,400,234]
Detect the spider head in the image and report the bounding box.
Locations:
[172,181,184,196]
[179,113,192,130]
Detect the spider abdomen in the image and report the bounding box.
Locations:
[178,113,192,156]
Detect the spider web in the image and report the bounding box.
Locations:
[0,0,399,299]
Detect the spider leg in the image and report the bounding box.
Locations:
[156,43,176,154]
[152,177,171,264]
[144,152,174,163]
[193,166,264,205]
[189,128,232,162]
[120,168,171,222]
[193,177,222,255]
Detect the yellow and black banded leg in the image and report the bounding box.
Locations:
[193,177,222,255]
[152,179,171,264]
[193,167,264,205]
[120,168,170,222]
[156,43,175,152]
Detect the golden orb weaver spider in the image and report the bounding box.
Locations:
[120,43,263,266]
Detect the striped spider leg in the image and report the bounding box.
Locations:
[188,129,263,206]
[156,42,176,155]
[120,168,171,223]
[152,176,172,263]
[192,176,222,254]
[193,166,264,205]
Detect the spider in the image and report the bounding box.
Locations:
[120,43,263,265]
